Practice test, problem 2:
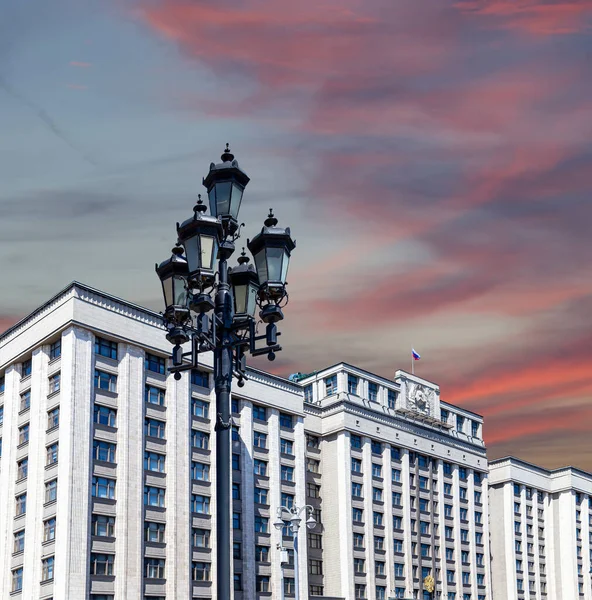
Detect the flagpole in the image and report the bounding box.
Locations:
[411,347,414,376]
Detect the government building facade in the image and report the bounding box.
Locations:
[0,282,588,599]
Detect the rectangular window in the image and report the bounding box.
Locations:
[254,487,268,504]
[191,494,210,514]
[419,498,429,512]
[392,491,402,506]
[193,528,210,548]
[257,576,270,592]
[49,372,61,394]
[456,415,465,433]
[145,352,166,374]
[232,453,240,470]
[43,518,56,542]
[0,405,3,425]
[191,398,209,418]
[13,529,25,553]
[49,339,61,360]
[47,406,60,429]
[12,568,23,592]
[191,461,209,481]
[307,458,320,473]
[353,533,364,548]
[22,358,32,377]
[190,369,209,387]
[233,512,242,529]
[459,467,467,481]
[254,459,268,476]
[459,487,467,500]
[46,443,59,466]
[307,483,320,498]
[373,511,383,526]
[325,374,337,395]
[281,465,294,481]
[145,451,166,473]
[145,558,166,579]
[45,479,58,503]
[145,385,165,406]
[95,370,117,393]
[232,482,240,500]
[232,398,240,413]
[387,389,396,408]
[373,487,383,502]
[17,458,28,480]
[444,482,452,495]
[92,514,116,537]
[93,440,117,463]
[368,382,378,401]
[310,585,324,596]
[372,463,382,477]
[281,493,294,509]
[441,408,449,423]
[145,521,166,543]
[20,389,31,411]
[351,434,362,449]
[191,561,210,581]
[394,563,405,577]
[419,476,429,489]
[392,468,401,482]
[309,533,322,549]
[95,337,118,360]
[348,374,358,395]
[393,516,402,529]
[144,486,165,508]
[352,482,363,497]
[352,458,362,472]
[145,418,165,438]
[304,385,313,403]
[371,440,382,455]
[253,431,267,449]
[192,430,209,449]
[307,434,319,448]
[353,507,364,522]
[472,420,479,437]
[254,515,268,533]
[94,404,117,427]
[279,413,293,428]
[92,477,116,499]
[252,404,266,420]
[281,438,294,454]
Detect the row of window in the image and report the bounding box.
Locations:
[11,557,55,591]
[15,480,57,515]
[350,505,483,528]
[352,527,484,550]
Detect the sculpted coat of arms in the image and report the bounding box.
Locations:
[406,382,434,415]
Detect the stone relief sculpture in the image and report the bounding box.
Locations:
[406,382,435,416]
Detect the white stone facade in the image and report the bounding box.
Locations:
[488,457,592,600]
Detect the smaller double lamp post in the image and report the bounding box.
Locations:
[155,145,296,600]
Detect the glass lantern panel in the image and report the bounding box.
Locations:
[214,182,232,217]
[184,236,201,273]
[207,188,217,217]
[162,276,174,307]
[234,284,247,315]
[230,184,244,219]
[280,249,290,283]
[254,249,268,285]
[200,235,215,270]
[172,276,187,306]
[246,282,258,317]
[266,247,284,282]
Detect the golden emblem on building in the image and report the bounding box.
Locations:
[423,574,435,593]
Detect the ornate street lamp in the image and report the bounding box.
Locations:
[155,145,295,600]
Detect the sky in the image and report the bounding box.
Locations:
[1,0,591,470]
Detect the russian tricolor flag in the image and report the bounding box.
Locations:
[412,349,421,360]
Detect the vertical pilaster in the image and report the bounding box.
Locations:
[361,437,376,596]
[481,474,493,600]
[268,409,282,599]
[435,460,448,599]
[294,415,308,600]
[401,449,413,594]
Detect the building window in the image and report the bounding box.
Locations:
[193,528,210,548]
[354,558,366,574]
[279,413,293,428]
[91,553,114,575]
[232,483,241,500]
[234,573,243,591]
[145,353,166,374]
[93,440,116,463]
[460,508,468,520]
[307,483,320,498]
[281,466,294,481]
[45,479,58,503]
[441,408,449,423]
[352,458,362,472]
[95,370,117,393]
[191,398,209,419]
[394,563,405,577]
[47,406,60,429]
[145,418,165,438]
[351,434,362,449]
[304,385,313,403]
[190,369,209,387]
[387,389,396,408]
[372,463,382,477]
[16,457,28,480]
[22,359,32,378]
[12,567,23,592]
[252,404,266,420]
[192,561,211,581]
[444,482,452,494]
[191,430,209,450]
[281,438,294,454]
[459,486,467,500]
[371,440,382,455]
[281,493,295,509]
[307,434,319,449]
[352,482,363,497]
[393,516,402,529]
[254,487,268,504]
[93,404,116,427]
[353,507,364,522]
[254,515,268,533]
[471,420,479,437]
[144,486,165,508]
[95,337,118,360]
[447,570,455,584]
[253,431,267,449]
[456,415,465,433]
[49,372,61,394]
[92,477,115,499]
[353,533,364,548]
[254,459,268,476]
[307,458,320,473]
[392,468,401,482]
[49,339,61,360]
[145,452,166,473]
[144,521,165,543]
[373,487,383,502]
[191,461,209,481]
[348,374,358,395]
[232,453,240,470]
[355,584,366,599]
[20,389,31,411]
[309,558,323,575]
[145,385,165,406]
[368,382,378,401]
[419,476,429,490]
[309,533,322,549]
[13,529,25,553]
[310,585,324,596]
[191,494,210,514]
[92,514,116,537]
[41,556,55,581]
[373,511,383,526]
[44,518,56,542]
[145,558,166,579]
[325,374,337,395]
[233,512,242,529]
[257,576,270,592]
[46,443,59,466]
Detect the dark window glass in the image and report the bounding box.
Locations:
[95,337,118,360]
[145,353,166,374]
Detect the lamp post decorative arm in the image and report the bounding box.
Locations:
[155,145,296,600]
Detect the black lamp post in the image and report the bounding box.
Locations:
[155,145,295,599]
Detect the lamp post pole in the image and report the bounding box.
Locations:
[155,145,296,600]
[274,505,317,600]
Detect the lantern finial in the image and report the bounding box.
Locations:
[193,194,207,216]
[237,248,249,265]
[264,209,278,227]
[221,143,234,162]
